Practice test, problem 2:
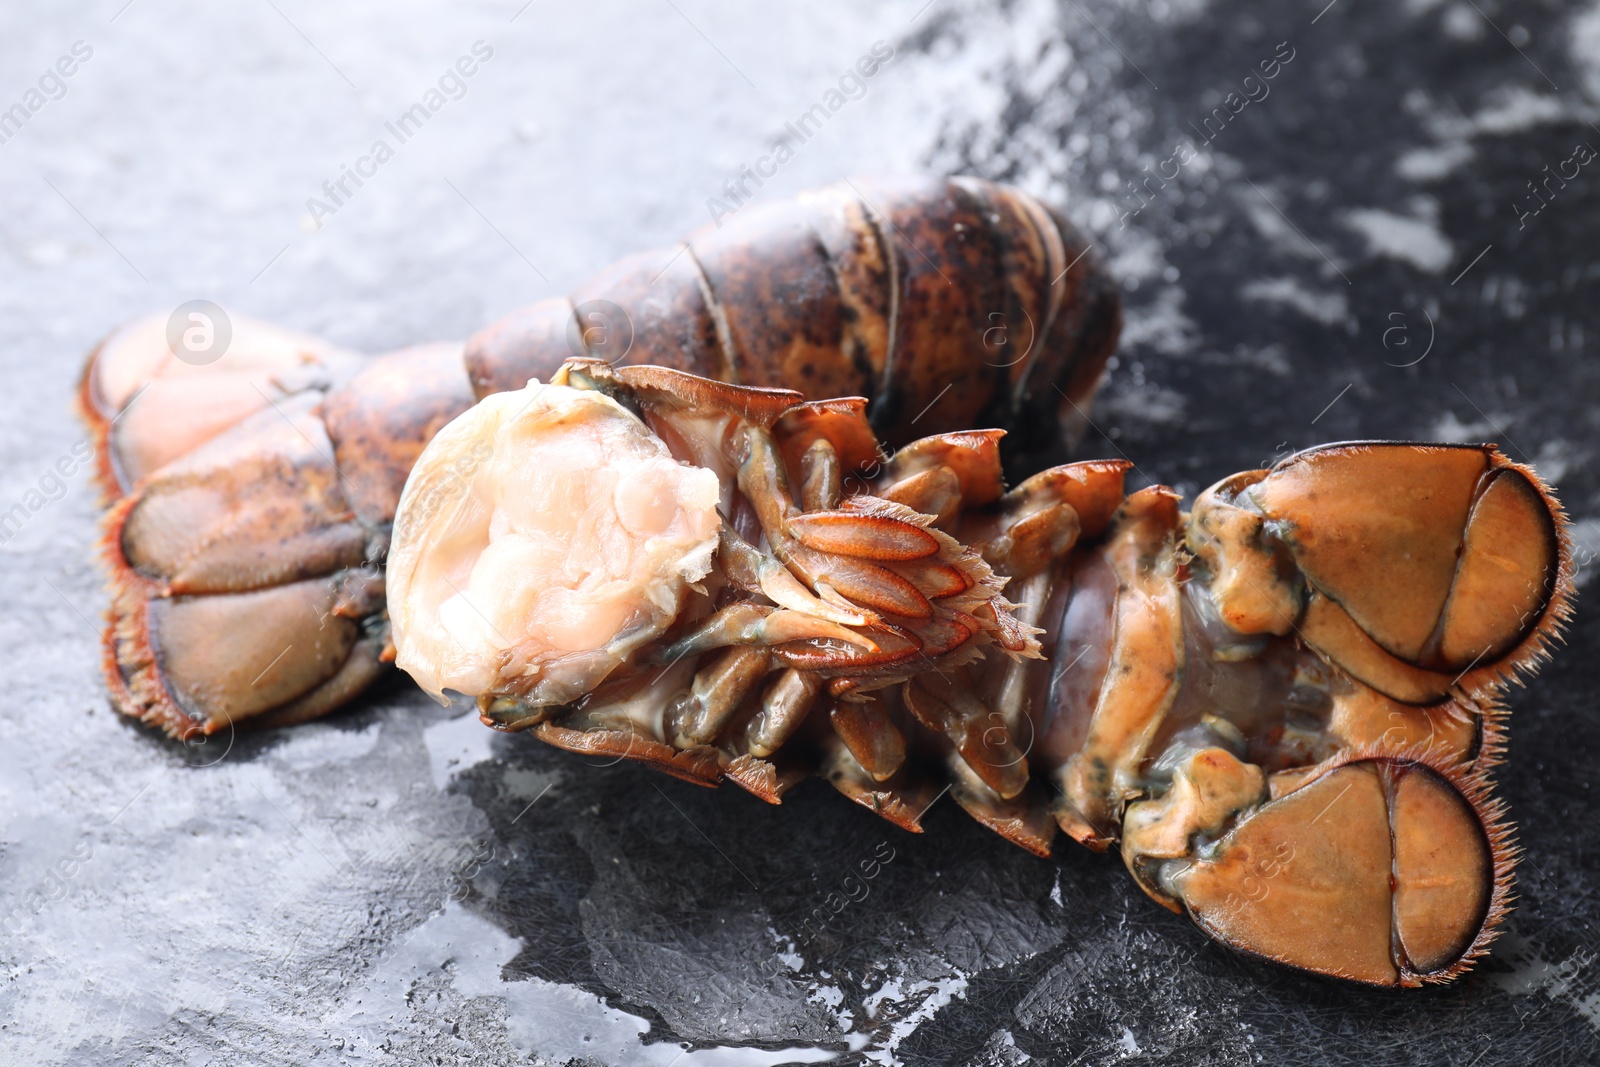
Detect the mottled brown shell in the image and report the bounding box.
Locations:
[463,176,1119,460]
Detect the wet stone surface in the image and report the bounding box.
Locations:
[2,0,1599,1064]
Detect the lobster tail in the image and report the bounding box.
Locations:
[81,175,1119,738]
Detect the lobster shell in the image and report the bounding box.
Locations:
[77,175,1120,738]
[465,175,1117,458]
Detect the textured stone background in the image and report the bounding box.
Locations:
[2,1,1599,1064]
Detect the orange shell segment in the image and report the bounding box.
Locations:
[1434,468,1559,670]
[885,430,1009,508]
[787,510,941,561]
[1174,762,1400,986]
[1392,764,1494,977]
[773,397,883,474]
[1298,593,1456,705]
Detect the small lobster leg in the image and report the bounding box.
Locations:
[877,467,963,529]
[872,430,1007,531]
[904,668,1030,800]
[1121,747,1511,987]
[521,659,725,786]
[983,504,1081,580]
[820,730,942,834]
[799,439,842,512]
[771,398,883,494]
[933,663,1054,857]
[979,571,1050,752]
[827,693,908,782]
[946,457,1130,579]
[944,754,1058,858]
[666,647,772,748]
[747,669,824,758]
[654,602,877,663]
[733,420,1028,679]
[720,669,823,804]
[736,423,939,620]
[715,529,874,627]
[974,460,1131,575]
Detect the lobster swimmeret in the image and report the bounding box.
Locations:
[77,176,1573,987]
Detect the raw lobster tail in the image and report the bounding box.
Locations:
[382,363,1569,988]
[74,172,1578,987]
[76,176,1120,739]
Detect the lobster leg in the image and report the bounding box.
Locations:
[820,732,942,834]
[527,658,725,787]
[878,466,963,527]
[715,528,873,627]
[827,694,907,782]
[655,602,878,662]
[874,430,1007,531]
[903,670,1029,800]
[736,424,936,621]
[946,757,1059,859]
[667,647,771,748]
[746,668,823,758]
[799,438,843,512]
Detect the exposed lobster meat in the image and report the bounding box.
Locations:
[75,176,1575,987]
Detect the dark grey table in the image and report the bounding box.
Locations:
[2,1,1596,1063]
